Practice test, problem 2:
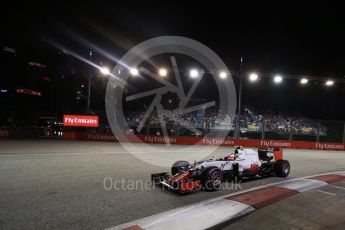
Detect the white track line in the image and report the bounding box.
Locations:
[315,189,336,196]
[330,185,345,190]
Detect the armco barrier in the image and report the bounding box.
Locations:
[62,132,345,151]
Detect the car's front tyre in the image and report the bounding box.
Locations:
[171,160,190,175]
[201,166,222,191]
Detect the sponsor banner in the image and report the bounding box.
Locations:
[0,128,12,138]
[201,138,235,146]
[142,136,177,144]
[62,132,345,151]
[314,142,345,151]
[87,133,117,141]
[63,115,99,127]
[16,88,42,96]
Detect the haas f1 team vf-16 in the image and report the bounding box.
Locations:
[151,147,290,193]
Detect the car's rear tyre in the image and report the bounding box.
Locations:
[274,160,290,177]
[171,160,190,175]
[201,166,222,191]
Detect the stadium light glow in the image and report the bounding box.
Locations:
[274,75,283,83]
[300,78,308,84]
[249,73,258,82]
[189,69,199,78]
[130,68,139,76]
[219,71,227,79]
[325,80,334,86]
[100,67,110,75]
[158,68,168,77]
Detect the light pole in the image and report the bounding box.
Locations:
[86,50,110,114]
[87,75,91,114]
[236,56,244,139]
[86,50,93,114]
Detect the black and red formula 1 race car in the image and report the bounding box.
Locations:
[151,147,290,193]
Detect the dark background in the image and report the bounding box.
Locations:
[1,3,345,122]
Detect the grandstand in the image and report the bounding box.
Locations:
[125,105,326,137]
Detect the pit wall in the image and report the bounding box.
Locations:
[62,132,345,151]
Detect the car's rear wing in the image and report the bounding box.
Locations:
[258,147,283,160]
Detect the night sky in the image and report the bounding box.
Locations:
[1,4,345,120]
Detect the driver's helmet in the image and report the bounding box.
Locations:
[226,146,244,160]
[235,146,243,151]
[226,153,236,161]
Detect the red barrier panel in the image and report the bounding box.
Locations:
[0,128,13,138]
[62,132,345,151]
[63,115,99,127]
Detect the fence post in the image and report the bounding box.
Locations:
[316,119,321,142]
[233,117,237,138]
[289,130,293,141]
[289,119,292,141]
[316,127,320,142]
[261,121,265,140]
[343,123,345,144]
